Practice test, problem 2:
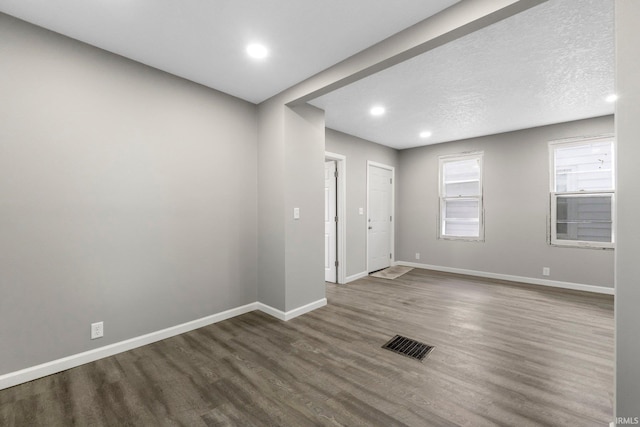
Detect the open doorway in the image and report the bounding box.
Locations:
[325,152,346,284]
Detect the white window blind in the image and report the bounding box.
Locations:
[550,137,615,248]
[439,153,483,240]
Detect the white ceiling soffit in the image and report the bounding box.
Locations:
[0,0,460,104]
[309,0,615,149]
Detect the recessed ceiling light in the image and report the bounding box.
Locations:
[419,131,432,139]
[370,106,385,116]
[606,94,618,103]
[246,43,268,59]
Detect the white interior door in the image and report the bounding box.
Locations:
[368,164,393,273]
[325,161,337,282]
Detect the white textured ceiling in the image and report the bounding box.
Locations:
[0,0,615,148]
[309,0,615,149]
[0,0,459,104]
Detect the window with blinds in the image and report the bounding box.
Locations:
[439,152,483,240]
[549,137,615,248]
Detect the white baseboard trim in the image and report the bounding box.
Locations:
[0,298,327,391]
[257,298,327,321]
[346,271,368,283]
[395,261,615,295]
[0,302,258,391]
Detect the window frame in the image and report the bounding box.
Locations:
[438,151,484,241]
[548,136,615,249]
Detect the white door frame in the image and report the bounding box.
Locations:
[325,151,346,284]
[366,161,395,273]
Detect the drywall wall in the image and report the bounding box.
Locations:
[325,129,399,278]
[397,116,615,288]
[257,99,286,310]
[0,13,258,375]
[257,102,326,313]
[284,105,326,311]
[615,0,640,418]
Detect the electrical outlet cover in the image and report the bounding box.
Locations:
[91,321,104,339]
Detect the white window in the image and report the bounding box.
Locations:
[549,136,615,248]
[439,152,483,240]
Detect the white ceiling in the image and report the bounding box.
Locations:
[0,0,615,149]
[309,0,615,149]
[0,0,459,104]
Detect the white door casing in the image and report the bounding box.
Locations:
[367,162,394,273]
[325,161,337,282]
[325,151,346,284]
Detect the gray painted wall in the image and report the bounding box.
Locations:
[284,105,326,311]
[396,116,615,288]
[325,129,399,277]
[4,1,637,411]
[0,14,258,375]
[257,102,327,313]
[615,0,640,418]
[257,99,286,310]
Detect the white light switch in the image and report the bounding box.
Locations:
[359,207,364,215]
[293,207,300,219]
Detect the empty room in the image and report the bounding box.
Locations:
[1,0,639,426]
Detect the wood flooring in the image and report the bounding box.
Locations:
[0,268,614,426]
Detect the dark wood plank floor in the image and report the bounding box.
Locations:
[0,268,614,426]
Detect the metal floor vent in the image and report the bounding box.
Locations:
[382,335,434,361]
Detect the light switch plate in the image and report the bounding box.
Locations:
[293,207,300,219]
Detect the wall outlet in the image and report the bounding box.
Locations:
[415,253,420,260]
[91,321,104,340]
[542,267,550,277]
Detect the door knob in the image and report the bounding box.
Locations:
[368,226,373,229]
